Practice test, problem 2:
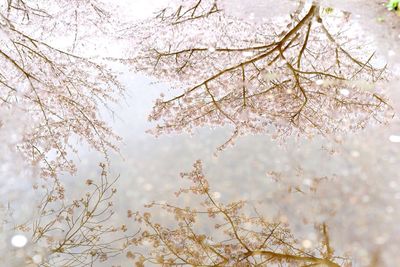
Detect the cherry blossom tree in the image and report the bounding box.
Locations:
[129,0,393,149]
[0,0,124,177]
[129,161,348,267]
[0,1,136,266]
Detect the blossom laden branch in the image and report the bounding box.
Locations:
[128,161,347,266]
[129,1,392,150]
[15,163,138,267]
[0,0,125,177]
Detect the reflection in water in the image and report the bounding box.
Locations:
[2,0,400,266]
